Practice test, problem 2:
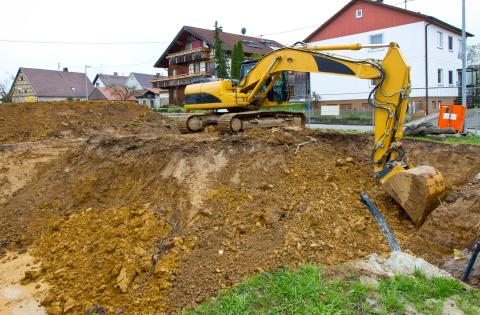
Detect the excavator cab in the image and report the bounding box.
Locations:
[240,60,289,104]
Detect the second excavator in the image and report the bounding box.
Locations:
[178,42,445,226]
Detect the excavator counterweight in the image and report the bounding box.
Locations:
[179,42,445,226]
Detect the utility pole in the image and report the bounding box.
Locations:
[461,0,467,132]
[85,65,91,101]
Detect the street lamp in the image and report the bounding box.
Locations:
[85,65,91,101]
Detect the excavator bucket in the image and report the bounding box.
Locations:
[382,165,445,227]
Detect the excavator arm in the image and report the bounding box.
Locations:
[182,42,445,226]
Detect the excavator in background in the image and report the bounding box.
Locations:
[178,42,445,226]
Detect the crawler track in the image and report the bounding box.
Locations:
[178,111,306,133]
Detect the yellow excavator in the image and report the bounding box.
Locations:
[179,42,445,226]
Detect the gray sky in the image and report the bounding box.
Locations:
[1,0,479,85]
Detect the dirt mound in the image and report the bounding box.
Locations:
[31,205,195,314]
[2,129,480,312]
[0,101,172,144]
[410,172,480,264]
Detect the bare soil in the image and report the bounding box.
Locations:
[1,102,480,313]
[0,101,173,144]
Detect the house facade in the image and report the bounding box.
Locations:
[126,72,163,90]
[92,73,128,88]
[152,26,291,105]
[10,67,94,103]
[136,88,169,108]
[304,0,474,115]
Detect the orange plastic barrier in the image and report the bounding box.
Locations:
[437,104,466,132]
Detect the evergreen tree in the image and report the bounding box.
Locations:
[230,41,245,80]
[213,21,229,79]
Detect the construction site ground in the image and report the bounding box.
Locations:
[0,101,479,314]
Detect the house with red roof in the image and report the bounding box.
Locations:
[304,0,473,115]
[152,26,288,105]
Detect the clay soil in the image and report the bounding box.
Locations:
[1,101,480,314]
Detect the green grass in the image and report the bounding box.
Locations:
[184,264,480,315]
[259,103,307,112]
[407,134,480,146]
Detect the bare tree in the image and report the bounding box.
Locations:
[0,74,14,103]
[467,43,480,70]
[108,84,137,101]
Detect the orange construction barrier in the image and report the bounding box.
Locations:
[437,104,466,132]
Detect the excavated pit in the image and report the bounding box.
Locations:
[1,102,480,313]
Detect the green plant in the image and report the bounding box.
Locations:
[230,41,245,80]
[184,264,480,315]
[213,21,229,79]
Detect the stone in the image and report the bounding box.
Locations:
[63,298,76,312]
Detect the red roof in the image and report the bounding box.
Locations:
[89,87,136,101]
[154,26,283,68]
[305,0,473,42]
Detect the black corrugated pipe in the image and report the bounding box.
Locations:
[425,22,432,115]
[360,192,401,252]
[462,241,480,282]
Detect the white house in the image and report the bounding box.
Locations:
[304,0,474,115]
[92,72,128,88]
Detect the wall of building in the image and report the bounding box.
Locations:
[11,70,37,103]
[308,21,462,113]
[126,75,141,89]
[94,78,107,88]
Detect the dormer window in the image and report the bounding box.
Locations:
[356,9,363,18]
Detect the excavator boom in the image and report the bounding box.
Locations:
[180,42,445,226]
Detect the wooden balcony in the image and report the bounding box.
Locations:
[166,47,211,65]
[151,72,214,88]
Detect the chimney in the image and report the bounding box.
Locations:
[113,72,118,76]
[63,67,68,72]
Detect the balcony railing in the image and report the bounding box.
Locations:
[166,47,211,65]
[151,72,214,88]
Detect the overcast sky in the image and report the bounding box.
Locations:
[1,0,479,85]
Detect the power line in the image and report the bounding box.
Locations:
[91,61,158,69]
[258,25,319,37]
[0,39,169,45]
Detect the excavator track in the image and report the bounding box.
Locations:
[177,113,221,133]
[217,111,305,133]
[177,111,306,133]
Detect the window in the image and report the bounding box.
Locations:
[448,70,453,85]
[370,79,376,86]
[20,76,24,81]
[288,85,295,97]
[95,83,99,87]
[188,63,194,75]
[242,40,261,49]
[369,33,384,45]
[193,62,200,74]
[437,31,443,49]
[186,41,192,50]
[448,36,453,51]
[355,9,363,18]
[437,68,443,85]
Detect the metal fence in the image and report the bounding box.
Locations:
[309,108,373,125]
[466,108,480,132]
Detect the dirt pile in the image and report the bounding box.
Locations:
[2,128,480,312]
[31,204,195,314]
[0,101,173,143]
[410,172,480,265]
